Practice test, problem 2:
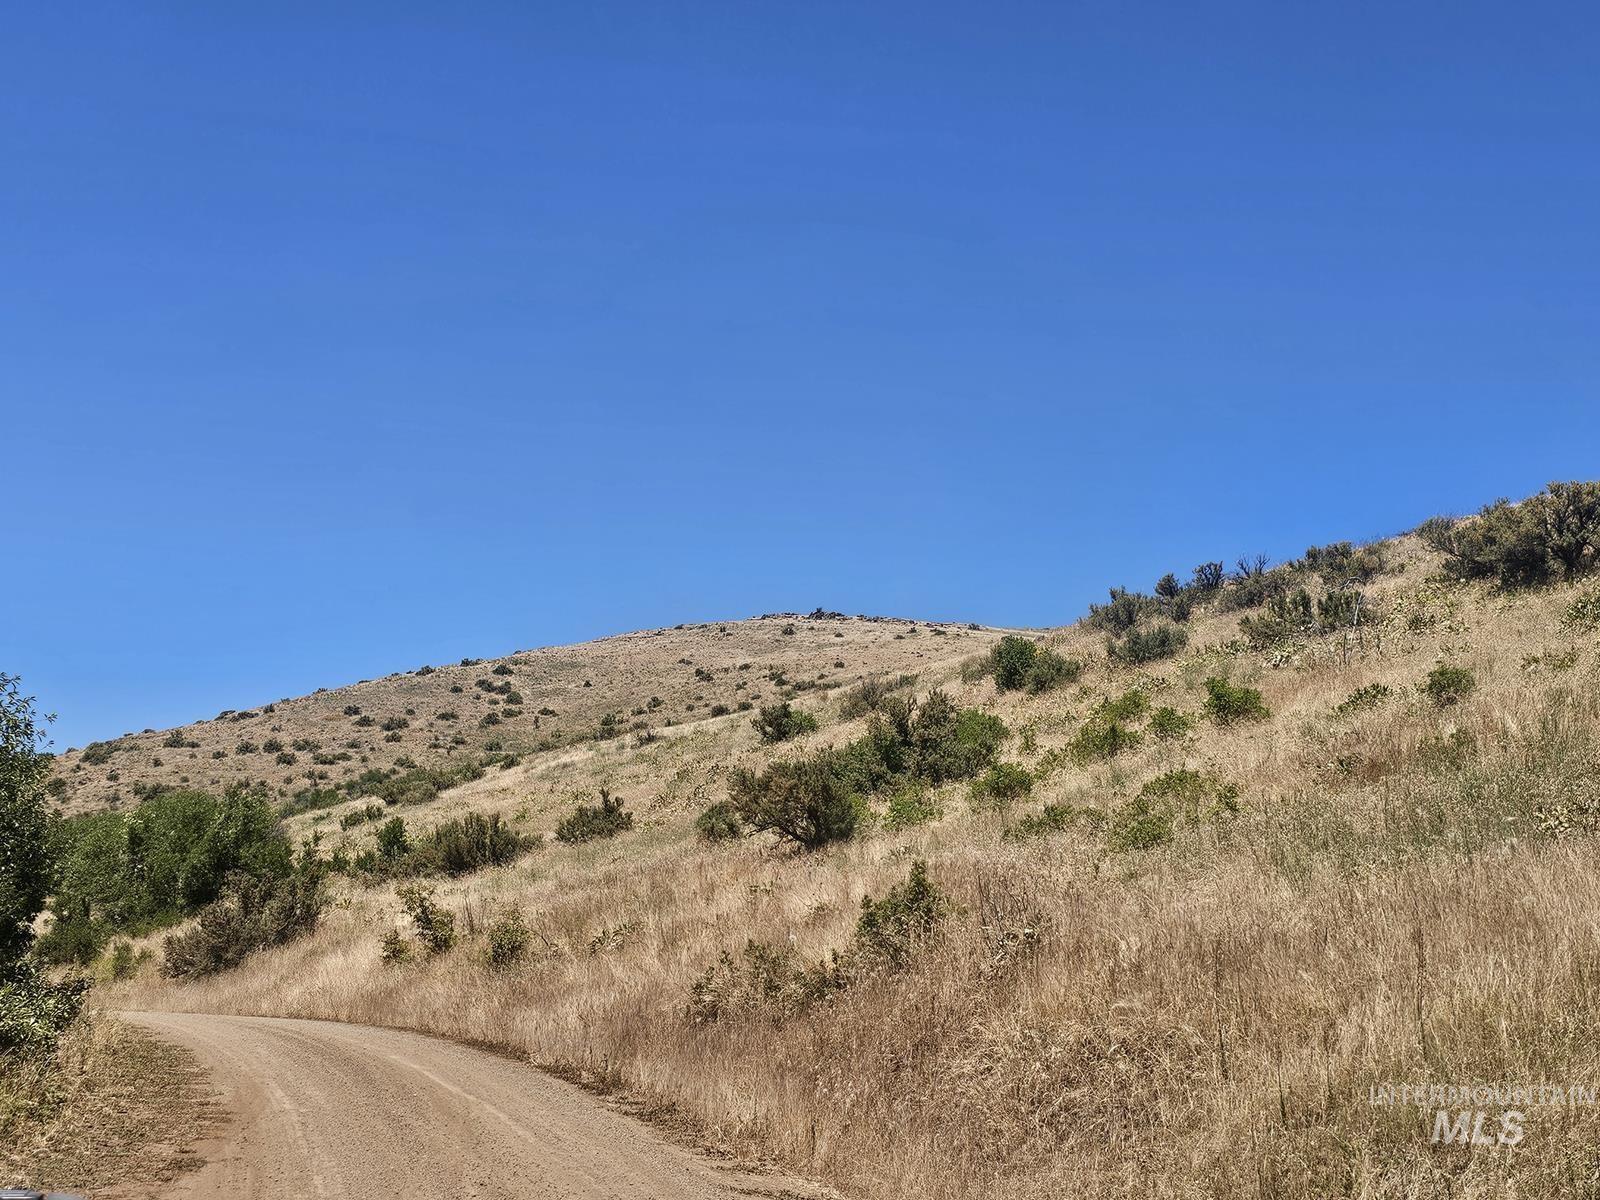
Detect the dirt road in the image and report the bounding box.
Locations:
[122,1011,827,1200]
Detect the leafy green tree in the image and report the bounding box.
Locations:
[0,674,53,969]
[41,784,293,964]
[0,675,88,1057]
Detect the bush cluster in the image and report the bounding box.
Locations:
[1149,706,1192,740]
[1335,683,1393,716]
[988,637,1081,693]
[969,761,1033,807]
[751,702,819,744]
[40,785,295,964]
[1423,482,1600,588]
[1003,803,1077,841]
[723,690,1005,850]
[346,758,486,807]
[1202,677,1269,725]
[838,674,917,719]
[1239,586,1368,647]
[1106,624,1187,665]
[1104,769,1239,853]
[396,884,455,955]
[687,860,945,1023]
[162,847,327,979]
[554,789,634,844]
[483,908,531,969]
[418,812,533,875]
[1422,663,1476,707]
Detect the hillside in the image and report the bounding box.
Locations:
[66,483,1600,1198]
[48,614,1006,816]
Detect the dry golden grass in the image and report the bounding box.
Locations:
[108,533,1600,1197]
[3,1009,218,1196]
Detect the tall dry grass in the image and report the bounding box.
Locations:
[117,553,1600,1198]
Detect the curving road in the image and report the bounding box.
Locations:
[123,1011,827,1200]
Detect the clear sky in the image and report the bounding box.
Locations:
[5,2,1598,751]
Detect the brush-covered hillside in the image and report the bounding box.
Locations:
[47,613,1005,817]
[74,482,1600,1198]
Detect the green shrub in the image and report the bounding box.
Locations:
[1191,561,1225,592]
[1086,589,1157,634]
[483,908,530,969]
[838,674,916,719]
[1105,795,1174,852]
[1217,560,1287,612]
[39,785,294,965]
[908,692,1007,783]
[396,883,455,955]
[969,762,1033,807]
[1107,624,1188,665]
[106,938,142,981]
[1315,588,1365,631]
[1429,483,1600,587]
[1202,677,1269,725]
[162,852,327,979]
[1003,803,1077,841]
[988,636,1038,690]
[1335,683,1393,716]
[1564,587,1600,629]
[1024,648,1081,693]
[1422,663,1476,707]
[726,691,1001,849]
[1069,719,1142,762]
[554,789,634,844]
[851,859,946,969]
[751,702,819,744]
[340,803,384,830]
[1139,768,1240,819]
[1239,589,1313,647]
[688,862,945,1023]
[1096,689,1149,723]
[79,741,115,766]
[1304,541,1385,587]
[353,759,485,807]
[378,930,410,964]
[0,962,88,1056]
[375,815,410,861]
[687,939,831,1023]
[730,757,857,850]
[883,783,940,829]
[695,800,744,842]
[1102,769,1239,854]
[2,676,54,975]
[420,812,531,875]
[1149,706,1192,740]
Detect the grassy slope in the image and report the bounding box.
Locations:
[50,614,1004,816]
[114,532,1600,1198]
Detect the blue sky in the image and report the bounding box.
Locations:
[5,2,1598,750]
